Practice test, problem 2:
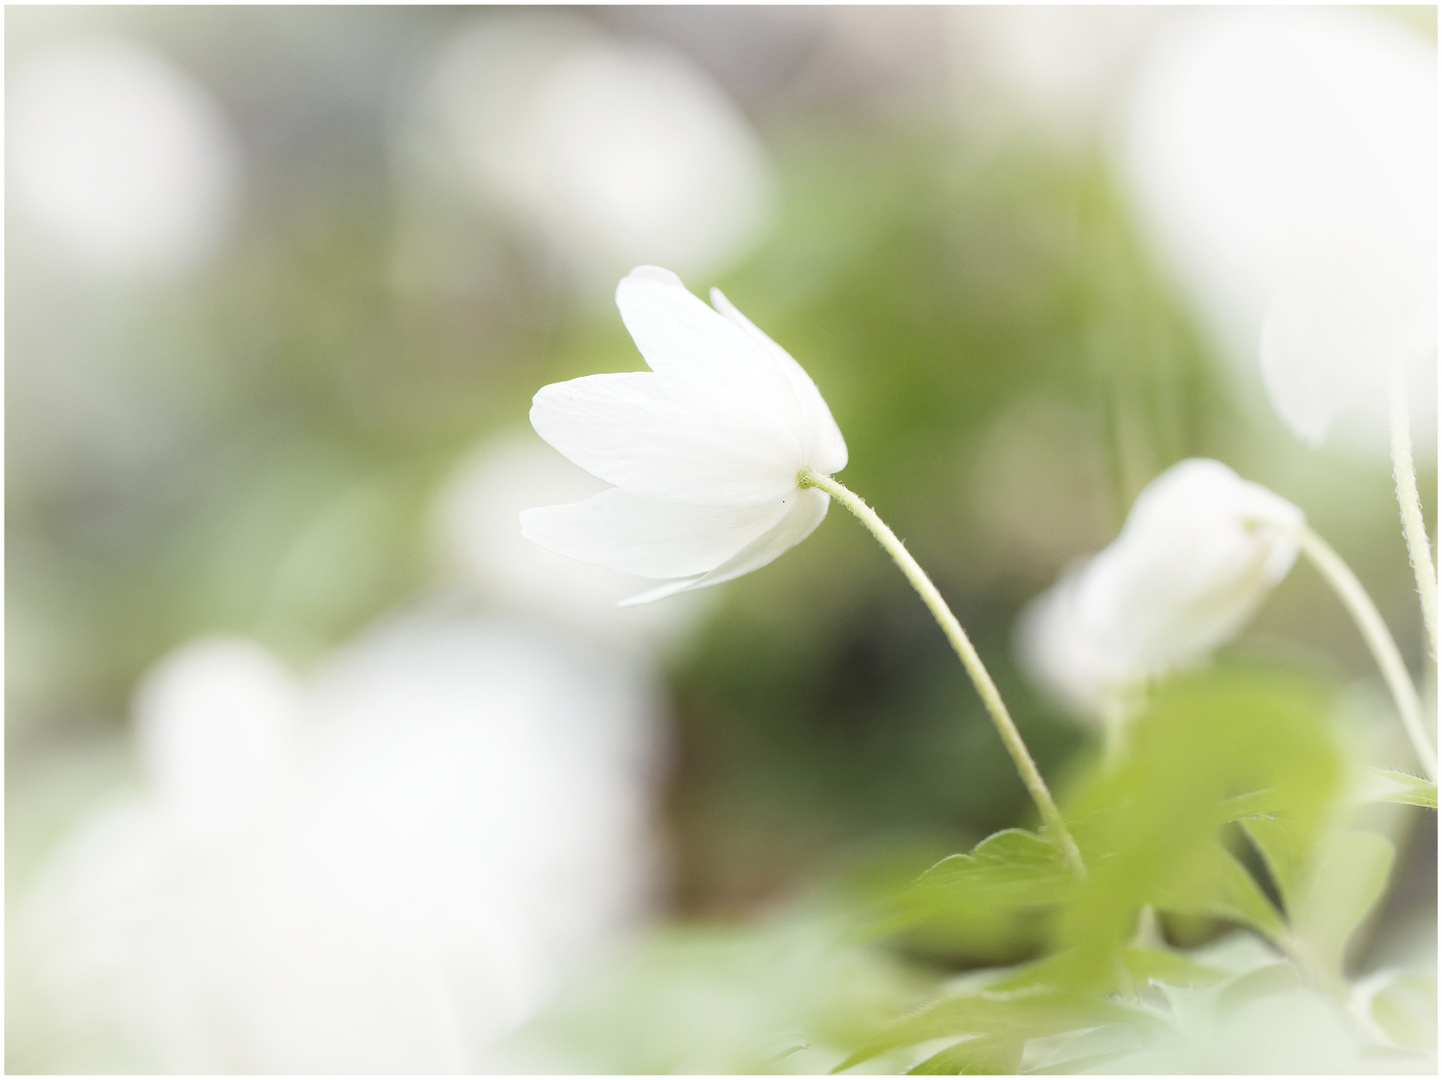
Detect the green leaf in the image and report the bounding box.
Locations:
[1151,844,1286,939]
[1366,971,1437,1051]
[1056,670,1340,984]
[831,988,1138,1073]
[883,829,1076,963]
[1238,815,1303,912]
[1213,962,1307,1019]
[1218,788,1286,821]
[914,830,1077,908]
[1357,768,1438,809]
[1025,1050,1130,1074]
[1290,830,1395,976]
[906,1036,1022,1075]
[1122,946,1228,990]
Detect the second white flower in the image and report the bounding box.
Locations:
[1018,458,1305,717]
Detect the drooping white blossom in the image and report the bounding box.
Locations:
[522,266,848,604]
[949,7,1161,144]
[1017,459,1304,718]
[1120,7,1437,456]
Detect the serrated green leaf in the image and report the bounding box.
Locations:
[907,1035,1022,1075]
[1291,830,1395,976]
[915,830,1077,908]
[1358,768,1438,809]
[883,830,1076,963]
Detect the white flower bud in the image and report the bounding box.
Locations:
[1019,459,1304,718]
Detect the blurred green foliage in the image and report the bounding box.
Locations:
[820,666,1430,1074]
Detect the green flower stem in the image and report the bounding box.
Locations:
[1390,369,1438,663]
[1295,527,1437,781]
[800,469,1086,878]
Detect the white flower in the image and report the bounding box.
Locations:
[1120,7,1437,456]
[952,7,1159,143]
[400,15,775,284]
[1018,459,1304,717]
[521,266,848,604]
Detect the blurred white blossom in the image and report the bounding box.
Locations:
[950,7,1160,142]
[1018,459,1303,718]
[1120,7,1437,457]
[399,13,775,285]
[16,619,661,1073]
[523,266,847,604]
[7,36,243,278]
[133,639,299,838]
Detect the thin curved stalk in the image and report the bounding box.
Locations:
[800,469,1086,878]
[1296,527,1436,781]
[1389,369,1438,663]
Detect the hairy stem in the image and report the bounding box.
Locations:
[801,469,1086,878]
[1390,369,1438,663]
[1296,527,1436,781]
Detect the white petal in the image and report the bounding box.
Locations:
[618,486,830,604]
[615,266,806,432]
[1014,564,1139,721]
[530,371,803,506]
[1079,459,1303,671]
[710,286,848,475]
[1259,228,1417,448]
[617,575,706,606]
[519,487,790,579]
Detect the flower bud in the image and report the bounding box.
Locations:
[1019,459,1304,717]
